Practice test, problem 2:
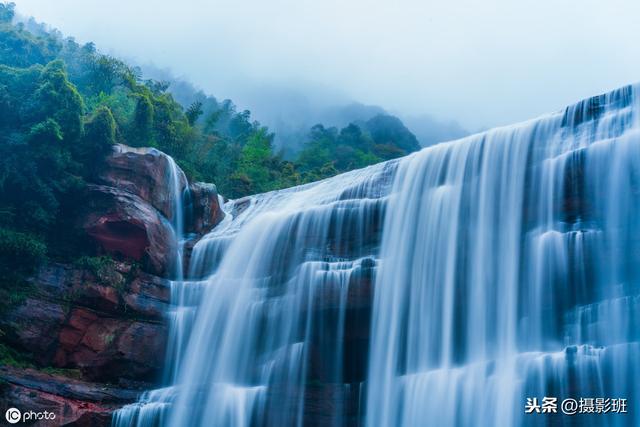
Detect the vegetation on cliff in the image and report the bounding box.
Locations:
[0,1,420,277]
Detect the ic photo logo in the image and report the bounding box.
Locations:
[5,408,20,424]
[5,407,56,424]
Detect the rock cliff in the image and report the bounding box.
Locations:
[0,145,223,426]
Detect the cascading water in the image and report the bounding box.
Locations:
[114,158,394,427]
[115,84,640,427]
[163,156,194,385]
[163,165,391,427]
[113,156,192,426]
[166,157,187,280]
[367,84,640,427]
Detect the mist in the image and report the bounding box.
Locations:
[13,0,640,135]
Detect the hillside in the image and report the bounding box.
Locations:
[0,0,423,293]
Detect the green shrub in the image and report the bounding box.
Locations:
[0,342,34,368]
[76,105,116,171]
[73,255,124,288]
[0,228,46,279]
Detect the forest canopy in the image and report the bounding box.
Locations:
[0,1,421,280]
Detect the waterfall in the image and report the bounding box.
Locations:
[163,156,193,384]
[162,164,392,427]
[115,84,640,427]
[366,84,640,427]
[113,156,191,426]
[166,156,187,281]
[114,158,395,427]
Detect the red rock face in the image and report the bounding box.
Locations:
[0,145,232,423]
[54,311,166,383]
[83,145,227,276]
[87,217,149,260]
[1,263,170,383]
[0,261,171,424]
[82,185,176,276]
[100,144,188,220]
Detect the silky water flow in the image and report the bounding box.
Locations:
[115,85,640,427]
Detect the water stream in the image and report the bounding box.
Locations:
[115,85,640,427]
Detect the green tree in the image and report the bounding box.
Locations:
[297,124,335,173]
[132,92,153,142]
[0,228,46,280]
[77,106,116,170]
[33,60,84,143]
[364,114,420,156]
[0,2,14,23]
[185,101,203,126]
[234,127,274,195]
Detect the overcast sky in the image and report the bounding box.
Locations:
[13,0,640,130]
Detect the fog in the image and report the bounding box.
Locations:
[13,0,640,134]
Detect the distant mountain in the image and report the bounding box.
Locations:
[141,66,467,153]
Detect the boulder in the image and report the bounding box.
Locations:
[100,144,188,220]
[188,182,225,234]
[81,185,176,276]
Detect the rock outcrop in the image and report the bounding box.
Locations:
[188,182,225,234]
[0,366,138,426]
[0,144,221,425]
[1,262,169,383]
[0,261,170,425]
[82,146,225,277]
[100,144,187,221]
[81,185,176,277]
